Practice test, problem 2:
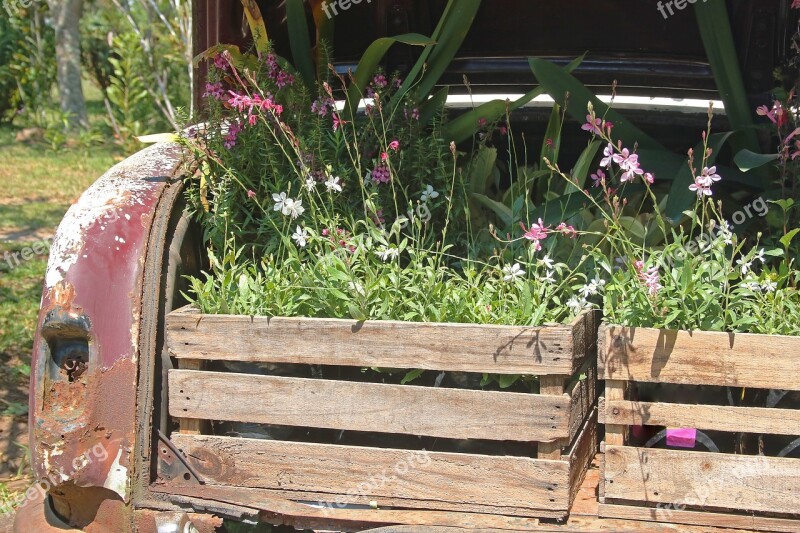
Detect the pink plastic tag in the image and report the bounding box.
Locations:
[666,428,697,448]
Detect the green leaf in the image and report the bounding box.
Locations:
[240,0,269,56]
[401,369,425,385]
[498,374,519,389]
[528,191,591,226]
[413,0,482,101]
[529,56,661,150]
[285,0,316,88]
[471,193,512,227]
[465,146,497,196]
[566,140,602,193]
[342,34,435,120]
[540,102,563,169]
[418,86,449,125]
[780,228,800,249]
[442,54,585,145]
[694,2,759,152]
[734,150,780,172]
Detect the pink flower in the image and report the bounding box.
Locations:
[247,190,256,199]
[224,121,243,149]
[582,114,603,135]
[332,113,348,132]
[699,166,721,186]
[478,118,487,128]
[689,176,713,196]
[371,164,391,184]
[634,261,662,297]
[756,101,787,127]
[644,173,655,184]
[248,114,258,126]
[591,169,606,188]
[556,222,577,238]
[600,143,615,168]
[380,152,389,162]
[203,82,225,100]
[213,53,230,71]
[521,219,549,250]
[372,74,388,89]
[794,0,800,8]
[388,140,400,152]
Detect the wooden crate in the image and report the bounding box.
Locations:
[597,324,800,533]
[163,306,599,522]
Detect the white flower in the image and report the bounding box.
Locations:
[754,248,766,263]
[743,279,762,292]
[503,263,526,282]
[540,255,555,269]
[304,178,316,191]
[376,246,399,262]
[272,192,289,212]
[762,280,777,293]
[541,269,556,284]
[420,185,439,203]
[292,226,308,248]
[737,258,752,275]
[324,175,343,193]
[567,296,585,314]
[283,198,305,219]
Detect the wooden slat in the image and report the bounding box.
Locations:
[567,358,597,445]
[537,375,567,459]
[170,434,572,515]
[603,445,800,515]
[169,370,571,442]
[157,483,550,530]
[598,324,800,390]
[598,502,800,533]
[166,307,590,375]
[176,359,205,434]
[603,381,626,447]
[567,408,598,509]
[602,400,800,436]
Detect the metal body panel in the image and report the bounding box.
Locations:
[25,142,185,528]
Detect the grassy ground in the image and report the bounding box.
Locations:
[0,89,120,519]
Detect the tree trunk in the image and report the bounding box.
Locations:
[49,0,88,129]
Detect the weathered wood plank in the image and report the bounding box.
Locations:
[598,324,800,390]
[169,370,571,442]
[567,408,598,509]
[603,445,800,515]
[566,358,597,445]
[166,307,591,375]
[170,434,572,514]
[603,381,626,447]
[537,375,567,459]
[598,502,800,533]
[176,359,205,435]
[156,483,550,530]
[602,400,800,436]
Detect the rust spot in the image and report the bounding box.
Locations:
[48,281,81,314]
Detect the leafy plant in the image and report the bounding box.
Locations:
[548,102,800,336]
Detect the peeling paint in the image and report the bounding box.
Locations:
[103,447,128,499]
[45,143,181,288]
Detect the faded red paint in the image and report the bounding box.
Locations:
[24,142,185,529]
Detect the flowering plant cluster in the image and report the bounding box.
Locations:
[549,102,800,335]
[182,46,597,335]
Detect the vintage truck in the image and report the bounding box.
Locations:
[14,1,794,531]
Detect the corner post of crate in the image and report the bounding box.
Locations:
[603,379,626,446]
[177,359,206,434]
[537,375,567,459]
